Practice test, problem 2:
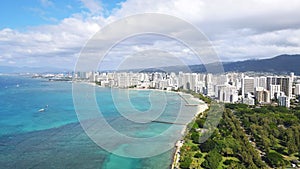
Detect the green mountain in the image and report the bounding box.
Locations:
[188,54,300,74]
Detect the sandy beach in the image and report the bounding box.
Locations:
[83,82,209,168]
[170,93,208,169]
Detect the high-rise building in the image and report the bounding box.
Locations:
[270,84,281,100]
[205,74,212,84]
[242,76,255,97]
[255,87,270,103]
[295,84,300,95]
[215,74,228,85]
[266,76,277,90]
[206,83,215,97]
[267,76,292,99]
[291,72,295,83]
[195,81,205,94]
[129,73,139,86]
[227,73,239,86]
[117,73,130,88]
[205,73,214,96]
[183,73,191,90]
[198,73,206,82]
[217,85,238,103]
[276,76,292,98]
[178,72,184,89]
[278,92,290,108]
[255,77,267,89]
[190,73,198,91]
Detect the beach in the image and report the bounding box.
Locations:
[170,92,209,169]
[92,83,209,168]
[0,76,209,168]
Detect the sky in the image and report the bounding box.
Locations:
[0,0,300,70]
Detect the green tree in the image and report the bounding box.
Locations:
[196,118,206,128]
[179,157,192,169]
[199,139,215,153]
[265,152,285,167]
[194,152,203,158]
[201,149,222,169]
[286,128,298,154]
[191,132,200,144]
[222,147,234,156]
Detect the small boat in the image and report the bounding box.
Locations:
[38,108,45,112]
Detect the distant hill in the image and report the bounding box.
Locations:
[188,54,300,74]
[1,54,299,74]
[222,54,300,74]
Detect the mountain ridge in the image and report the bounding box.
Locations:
[221,54,300,74]
[1,54,299,74]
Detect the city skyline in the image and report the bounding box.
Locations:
[40,70,299,108]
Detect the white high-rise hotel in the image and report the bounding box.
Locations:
[241,76,255,97]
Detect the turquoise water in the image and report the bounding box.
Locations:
[0,75,199,169]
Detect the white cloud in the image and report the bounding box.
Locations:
[214,28,300,61]
[8,61,16,64]
[105,0,300,63]
[0,14,102,68]
[1,0,300,69]
[80,0,103,14]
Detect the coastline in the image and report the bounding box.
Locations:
[85,82,209,168]
[170,92,209,169]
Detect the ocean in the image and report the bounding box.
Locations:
[0,75,200,169]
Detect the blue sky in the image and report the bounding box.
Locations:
[0,0,123,29]
[0,0,300,69]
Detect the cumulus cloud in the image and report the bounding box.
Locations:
[1,0,300,69]
[80,0,103,14]
[0,14,102,68]
[112,0,300,30]
[214,29,300,61]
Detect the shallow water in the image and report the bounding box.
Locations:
[0,75,199,169]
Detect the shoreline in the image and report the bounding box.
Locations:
[170,93,209,169]
[84,82,209,168]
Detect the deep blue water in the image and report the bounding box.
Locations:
[0,75,199,169]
